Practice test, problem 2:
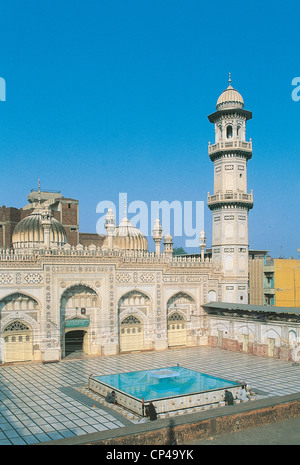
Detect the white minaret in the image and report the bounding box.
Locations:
[152,216,163,255]
[41,205,52,248]
[207,75,253,303]
[199,230,206,261]
[105,205,116,249]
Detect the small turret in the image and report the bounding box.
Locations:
[163,233,173,258]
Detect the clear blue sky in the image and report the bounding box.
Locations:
[0,0,299,257]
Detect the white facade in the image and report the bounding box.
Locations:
[0,249,223,363]
[0,78,299,365]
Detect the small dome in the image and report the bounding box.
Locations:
[103,216,148,251]
[216,75,244,110]
[164,232,173,243]
[12,209,67,250]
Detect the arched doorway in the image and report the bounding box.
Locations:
[60,284,100,358]
[118,290,151,353]
[167,312,187,347]
[167,292,195,348]
[64,329,89,357]
[3,320,33,362]
[120,315,144,352]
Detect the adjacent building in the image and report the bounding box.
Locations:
[249,252,300,307]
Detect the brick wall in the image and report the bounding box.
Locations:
[0,206,21,248]
[60,201,79,246]
[79,233,105,247]
[207,335,293,362]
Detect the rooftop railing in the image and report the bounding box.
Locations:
[0,246,216,267]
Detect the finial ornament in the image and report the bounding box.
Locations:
[38,179,41,205]
[228,72,232,87]
[124,194,127,218]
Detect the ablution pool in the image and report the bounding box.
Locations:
[88,366,242,416]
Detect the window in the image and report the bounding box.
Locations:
[226,125,233,138]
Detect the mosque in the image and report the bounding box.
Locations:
[0,79,299,364]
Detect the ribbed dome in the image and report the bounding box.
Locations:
[103,216,148,251]
[12,209,67,250]
[216,77,244,110]
[164,232,173,243]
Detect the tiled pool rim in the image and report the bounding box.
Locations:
[88,366,243,416]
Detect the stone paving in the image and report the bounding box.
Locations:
[0,347,299,445]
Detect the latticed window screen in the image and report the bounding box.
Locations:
[168,312,184,321]
[121,315,141,325]
[167,312,185,331]
[3,321,30,332]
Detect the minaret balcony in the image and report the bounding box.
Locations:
[208,139,252,160]
[207,191,253,209]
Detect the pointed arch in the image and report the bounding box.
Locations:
[166,292,194,348]
[118,288,152,307]
[119,312,144,353]
[0,293,40,361]
[118,289,152,354]
[2,317,35,363]
[60,283,99,303]
[167,291,196,307]
[167,311,187,348]
[60,283,100,359]
[0,292,41,312]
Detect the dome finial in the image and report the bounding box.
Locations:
[37,179,42,208]
[124,194,127,218]
[228,72,232,88]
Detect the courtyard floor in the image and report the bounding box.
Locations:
[0,346,300,445]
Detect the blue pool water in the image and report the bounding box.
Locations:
[94,366,238,401]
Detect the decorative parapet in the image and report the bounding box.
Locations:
[0,246,219,269]
[208,139,252,159]
[207,191,253,210]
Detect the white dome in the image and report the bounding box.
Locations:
[216,76,244,110]
[103,216,148,251]
[12,209,67,250]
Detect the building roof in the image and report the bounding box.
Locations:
[202,301,300,315]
